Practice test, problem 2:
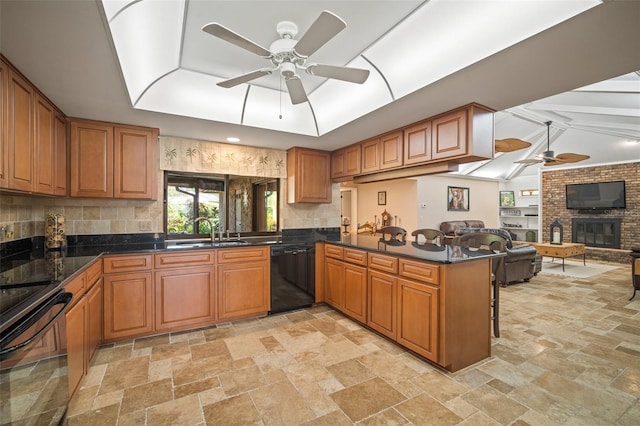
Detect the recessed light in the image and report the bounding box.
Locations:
[226,137,240,143]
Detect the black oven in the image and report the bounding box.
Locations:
[1,283,72,425]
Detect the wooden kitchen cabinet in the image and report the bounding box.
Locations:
[323,246,367,322]
[367,270,397,339]
[7,67,35,192]
[155,266,216,331]
[343,263,367,323]
[362,131,403,173]
[85,278,102,364]
[70,118,158,200]
[324,257,345,310]
[103,270,153,341]
[397,277,439,362]
[217,246,269,320]
[331,144,361,180]
[287,147,331,203]
[35,93,67,195]
[403,120,432,166]
[431,108,467,160]
[0,58,8,188]
[66,294,86,397]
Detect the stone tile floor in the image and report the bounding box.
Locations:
[68,264,640,425]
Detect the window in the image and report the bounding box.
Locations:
[165,173,279,239]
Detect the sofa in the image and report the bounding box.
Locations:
[440,221,540,285]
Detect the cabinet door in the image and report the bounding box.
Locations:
[103,272,153,340]
[114,126,158,200]
[344,145,361,176]
[86,280,103,364]
[66,296,86,397]
[155,266,216,331]
[397,278,439,362]
[379,131,403,170]
[431,109,467,160]
[324,257,345,310]
[35,94,55,194]
[53,112,67,196]
[70,120,113,198]
[367,270,396,339]
[0,59,7,188]
[361,138,380,173]
[7,69,35,191]
[218,261,269,320]
[287,147,331,203]
[343,263,367,323]
[403,120,431,166]
[331,149,346,179]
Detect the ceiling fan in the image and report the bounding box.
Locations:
[202,11,370,105]
[514,121,590,166]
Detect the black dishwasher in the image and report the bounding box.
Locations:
[270,244,315,314]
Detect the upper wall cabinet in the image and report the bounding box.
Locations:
[70,119,158,200]
[6,67,35,192]
[1,57,67,196]
[331,144,361,181]
[362,131,403,174]
[287,147,332,203]
[0,59,7,189]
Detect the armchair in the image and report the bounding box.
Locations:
[455,227,538,285]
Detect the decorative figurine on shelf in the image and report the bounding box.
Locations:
[550,218,563,245]
[381,210,391,227]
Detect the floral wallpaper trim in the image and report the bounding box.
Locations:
[160,136,287,178]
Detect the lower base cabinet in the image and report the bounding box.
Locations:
[155,266,216,331]
[103,272,153,341]
[397,278,439,362]
[86,280,103,366]
[325,258,345,309]
[66,297,86,397]
[218,261,269,320]
[367,270,397,340]
[343,263,367,323]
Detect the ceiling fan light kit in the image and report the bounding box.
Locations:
[203,10,370,105]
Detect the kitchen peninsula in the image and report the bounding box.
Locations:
[318,235,502,372]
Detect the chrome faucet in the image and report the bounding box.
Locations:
[194,217,215,242]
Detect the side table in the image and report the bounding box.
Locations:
[631,247,640,300]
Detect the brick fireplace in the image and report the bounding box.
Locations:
[572,218,622,249]
[542,162,639,264]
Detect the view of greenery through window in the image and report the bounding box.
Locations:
[165,173,279,238]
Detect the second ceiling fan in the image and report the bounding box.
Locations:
[513,121,590,166]
[202,11,370,105]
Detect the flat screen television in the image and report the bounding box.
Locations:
[566,181,626,210]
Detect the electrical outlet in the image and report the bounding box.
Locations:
[313,218,320,226]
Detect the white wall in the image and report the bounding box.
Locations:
[356,179,417,231]
[415,175,500,230]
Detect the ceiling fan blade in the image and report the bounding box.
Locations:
[217,69,272,88]
[285,76,308,105]
[495,138,532,153]
[555,153,591,163]
[293,11,346,57]
[543,160,563,167]
[306,64,369,84]
[514,158,543,165]
[202,23,271,57]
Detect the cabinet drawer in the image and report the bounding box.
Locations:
[344,248,367,266]
[324,244,344,260]
[218,246,268,264]
[65,272,86,303]
[399,259,439,285]
[85,259,102,288]
[155,250,216,269]
[103,254,153,274]
[368,253,398,274]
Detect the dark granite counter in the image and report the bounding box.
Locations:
[329,234,504,264]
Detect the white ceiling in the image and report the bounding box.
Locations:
[1,0,639,181]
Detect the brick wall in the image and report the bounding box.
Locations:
[541,162,639,265]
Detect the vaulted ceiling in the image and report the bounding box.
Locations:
[1,0,639,181]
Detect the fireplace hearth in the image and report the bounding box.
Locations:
[572,218,622,249]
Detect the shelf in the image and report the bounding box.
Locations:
[502,227,537,231]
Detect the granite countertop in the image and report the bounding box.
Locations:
[329,234,505,264]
